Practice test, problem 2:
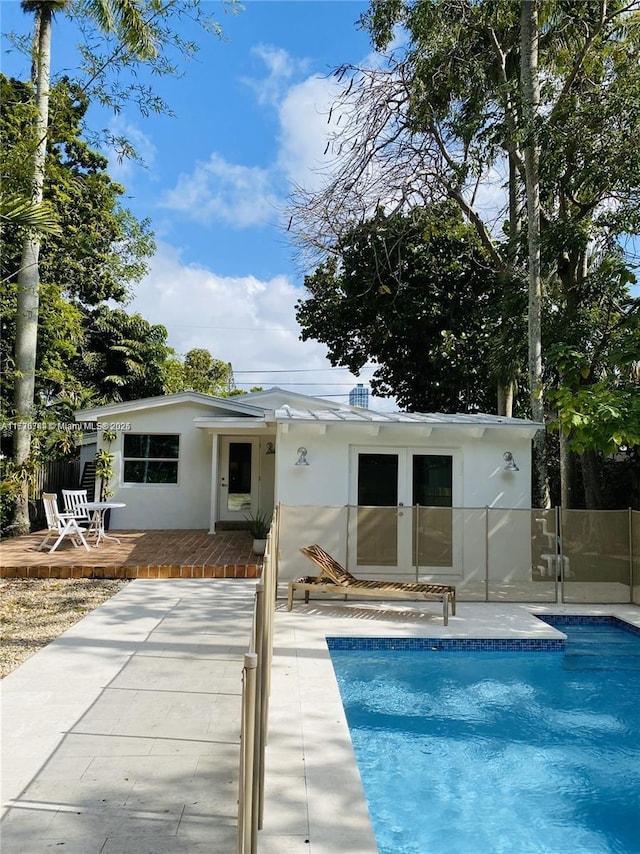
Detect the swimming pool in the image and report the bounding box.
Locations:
[328,618,640,854]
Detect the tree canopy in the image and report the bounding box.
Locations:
[297,204,511,413]
[288,0,640,507]
[1,73,157,412]
[163,349,235,396]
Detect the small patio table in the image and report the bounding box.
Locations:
[84,501,126,546]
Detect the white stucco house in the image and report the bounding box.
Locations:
[75,388,543,582]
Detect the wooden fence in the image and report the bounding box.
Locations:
[29,460,81,528]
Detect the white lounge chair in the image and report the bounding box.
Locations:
[38,492,91,553]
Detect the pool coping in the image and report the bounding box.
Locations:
[260,600,640,853]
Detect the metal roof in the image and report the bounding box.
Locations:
[275,405,543,428]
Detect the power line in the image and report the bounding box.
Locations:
[234,382,368,387]
[233,366,376,374]
[172,324,297,331]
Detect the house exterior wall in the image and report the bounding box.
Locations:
[273,423,534,508]
[273,423,536,582]
[96,403,214,529]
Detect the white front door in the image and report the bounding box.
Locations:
[348,447,460,577]
[218,438,259,522]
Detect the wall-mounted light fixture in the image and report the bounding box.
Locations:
[295,446,309,466]
[265,441,275,455]
[503,451,519,472]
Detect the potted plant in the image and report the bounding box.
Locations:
[245,510,271,556]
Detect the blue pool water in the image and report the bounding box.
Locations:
[328,618,640,854]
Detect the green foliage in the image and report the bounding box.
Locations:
[163,348,235,396]
[550,383,640,456]
[0,277,85,413]
[0,192,61,235]
[76,307,171,401]
[297,204,507,412]
[352,0,640,504]
[244,510,271,539]
[1,73,160,416]
[95,431,116,501]
[1,75,155,307]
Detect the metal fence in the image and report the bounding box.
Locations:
[276,505,640,605]
[237,506,278,854]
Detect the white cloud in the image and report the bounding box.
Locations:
[127,242,394,409]
[242,43,310,107]
[160,49,345,226]
[160,154,279,227]
[277,73,343,189]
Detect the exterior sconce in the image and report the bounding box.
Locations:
[503,451,519,472]
[295,446,309,466]
[265,441,275,455]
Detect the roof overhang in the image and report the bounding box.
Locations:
[274,407,543,440]
[193,416,276,433]
[75,392,269,421]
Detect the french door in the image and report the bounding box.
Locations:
[349,447,459,576]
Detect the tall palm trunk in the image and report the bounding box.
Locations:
[520,0,549,508]
[497,153,521,418]
[11,3,54,533]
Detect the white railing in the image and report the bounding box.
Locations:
[237,505,278,854]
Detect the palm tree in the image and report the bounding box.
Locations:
[0,192,60,234]
[10,0,155,532]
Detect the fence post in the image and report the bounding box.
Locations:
[258,529,276,828]
[629,507,634,602]
[557,506,562,604]
[414,504,420,583]
[253,584,265,843]
[238,652,258,854]
[484,506,489,602]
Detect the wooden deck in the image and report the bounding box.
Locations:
[0,529,263,579]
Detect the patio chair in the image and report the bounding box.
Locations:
[62,488,99,539]
[288,544,456,625]
[38,492,91,553]
[62,489,91,522]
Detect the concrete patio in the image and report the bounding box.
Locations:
[0,530,263,579]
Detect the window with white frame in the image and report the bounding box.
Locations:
[123,434,179,484]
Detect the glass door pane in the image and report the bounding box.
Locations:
[228,442,252,511]
[357,453,398,505]
[412,455,453,567]
[357,453,398,567]
[412,455,452,507]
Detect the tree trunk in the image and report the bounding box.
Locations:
[11,5,53,534]
[559,428,578,508]
[520,0,549,507]
[581,451,604,510]
[497,382,514,418]
[500,152,520,421]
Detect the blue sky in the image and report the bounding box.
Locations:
[2,0,393,406]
